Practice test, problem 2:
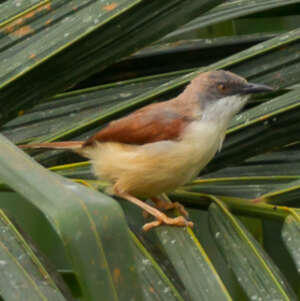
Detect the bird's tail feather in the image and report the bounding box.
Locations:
[19,141,84,150]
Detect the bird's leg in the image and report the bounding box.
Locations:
[114,187,193,231]
[151,196,189,218]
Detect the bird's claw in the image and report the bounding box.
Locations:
[143,215,193,231]
[148,198,189,218]
[172,202,189,218]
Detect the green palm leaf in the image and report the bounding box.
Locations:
[0,210,69,301]
[0,0,222,125]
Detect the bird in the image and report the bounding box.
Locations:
[20,70,273,231]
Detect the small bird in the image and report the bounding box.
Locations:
[20,71,273,231]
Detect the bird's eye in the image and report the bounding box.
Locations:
[217,83,226,92]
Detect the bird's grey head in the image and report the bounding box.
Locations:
[188,70,273,122]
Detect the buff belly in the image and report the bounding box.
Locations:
[85,121,222,197]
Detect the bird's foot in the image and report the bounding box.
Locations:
[113,187,193,231]
[151,197,189,217]
[143,215,193,231]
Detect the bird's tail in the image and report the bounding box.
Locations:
[19,141,84,150]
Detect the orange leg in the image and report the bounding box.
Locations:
[151,196,189,218]
[114,187,193,231]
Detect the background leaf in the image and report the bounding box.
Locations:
[0,133,142,301]
[0,210,69,301]
[209,199,297,301]
[0,0,222,125]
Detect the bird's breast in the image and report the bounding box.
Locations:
[176,120,224,173]
[87,120,224,197]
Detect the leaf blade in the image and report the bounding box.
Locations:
[0,210,68,301]
[0,133,143,301]
[209,198,296,300]
[0,0,222,124]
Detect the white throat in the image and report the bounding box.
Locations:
[202,95,249,126]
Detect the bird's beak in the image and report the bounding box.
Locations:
[241,82,274,94]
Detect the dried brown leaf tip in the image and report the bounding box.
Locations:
[23,11,35,19]
[13,25,34,37]
[2,19,23,33]
[103,3,118,11]
[113,268,121,284]
[45,18,53,25]
[2,2,51,36]
[29,53,37,59]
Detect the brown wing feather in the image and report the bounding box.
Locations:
[19,141,83,149]
[84,102,193,146]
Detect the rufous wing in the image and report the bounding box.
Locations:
[19,141,83,149]
[84,102,193,146]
